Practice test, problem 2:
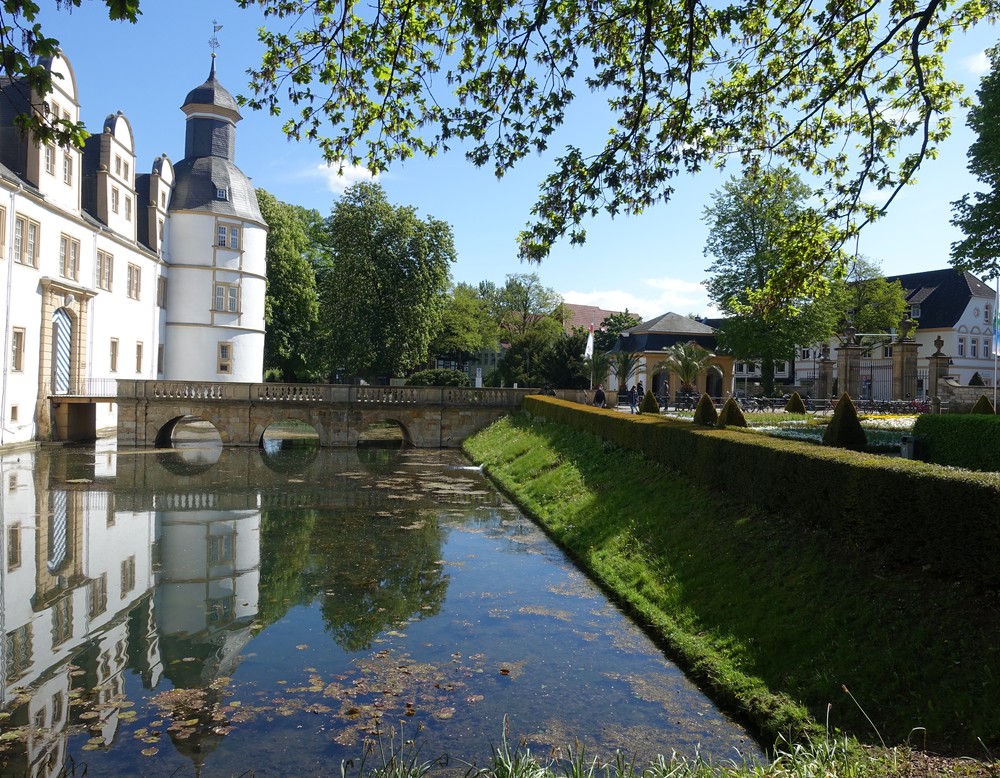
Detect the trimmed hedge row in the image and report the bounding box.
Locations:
[524,396,1000,588]
[913,413,1000,472]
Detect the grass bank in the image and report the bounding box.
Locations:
[462,412,1000,758]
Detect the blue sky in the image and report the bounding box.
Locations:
[35,1,1000,321]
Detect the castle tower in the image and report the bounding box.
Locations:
[163,55,267,383]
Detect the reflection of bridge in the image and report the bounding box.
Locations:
[117,381,534,448]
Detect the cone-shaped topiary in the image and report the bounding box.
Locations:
[693,392,718,425]
[822,393,867,450]
[971,394,996,414]
[785,391,806,414]
[716,397,748,428]
[638,389,660,414]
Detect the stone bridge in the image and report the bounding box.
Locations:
[116,380,535,448]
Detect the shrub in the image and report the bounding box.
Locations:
[913,413,1000,470]
[716,397,748,428]
[692,393,718,425]
[638,389,660,414]
[784,391,806,414]
[971,394,995,414]
[406,368,470,387]
[822,393,867,450]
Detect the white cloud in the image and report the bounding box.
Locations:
[562,276,721,321]
[314,160,378,194]
[964,51,991,77]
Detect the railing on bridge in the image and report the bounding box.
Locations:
[46,378,118,398]
[118,380,533,408]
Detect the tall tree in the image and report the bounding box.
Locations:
[318,182,455,379]
[479,273,563,386]
[429,283,499,369]
[256,189,320,382]
[235,0,977,306]
[595,310,643,354]
[829,258,909,339]
[952,43,1000,281]
[538,329,589,389]
[704,168,841,394]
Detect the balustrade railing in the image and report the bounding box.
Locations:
[116,380,534,408]
[46,378,118,397]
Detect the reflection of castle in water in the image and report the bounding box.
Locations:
[0,444,260,776]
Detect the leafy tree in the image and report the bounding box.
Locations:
[318,182,455,379]
[828,258,908,340]
[479,273,563,386]
[584,350,611,389]
[952,43,1000,281]
[406,368,470,387]
[654,342,722,394]
[428,283,499,370]
[234,0,975,307]
[256,189,320,382]
[0,1,141,147]
[704,168,841,394]
[594,310,642,354]
[538,329,589,389]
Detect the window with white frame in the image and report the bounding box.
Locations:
[11,328,23,371]
[121,556,136,594]
[110,338,118,372]
[13,215,39,266]
[985,337,992,358]
[59,234,80,280]
[4,624,31,682]
[156,276,167,307]
[135,342,143,374]
[217,223,240,250]
[124,195,132,221]
[218,341,233,374]
[972,339,979,358]
[88,573,108,618]
[958,337,966,357]
[111,187,119,213]
[7,523,21,570]
[114,155,122,176]
[123,160,129,180]
[97,250,113,290]
[62,153,72,185]
[213,283,239,313]
[910,304,921,319]
[127,263,140,300]
[44,145,54,174]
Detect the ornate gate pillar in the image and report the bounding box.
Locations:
[835,328,863,399]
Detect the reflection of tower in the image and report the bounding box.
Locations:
[155,504,260,681]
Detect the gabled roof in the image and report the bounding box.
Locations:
[633,311,717,335]
[886,268,993,329]
[611,311,720,353]
[560,302,623,333]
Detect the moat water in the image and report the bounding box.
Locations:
[0,437,761,776]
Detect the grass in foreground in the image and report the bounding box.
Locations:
[462,413,1000,756]
[346,722,996,778]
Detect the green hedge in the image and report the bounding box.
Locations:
[524,396,1000,588]
[913,413,1000,471]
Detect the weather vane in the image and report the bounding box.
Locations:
[209,20,223,53]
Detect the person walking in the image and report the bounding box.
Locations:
[628,384,638,413]
[593,384,606,408]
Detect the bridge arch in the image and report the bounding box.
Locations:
[153,414,226,448]
[252,412,323,447]
[356,413,413,447]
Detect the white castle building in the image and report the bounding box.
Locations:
[0,52,267,447]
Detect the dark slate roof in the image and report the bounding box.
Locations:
[182,56,240,119]
[170,156,263,223]
[633,311,717,335]
[886,268,993,329]
[611,311,720,353]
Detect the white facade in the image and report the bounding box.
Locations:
[0,52,267,448]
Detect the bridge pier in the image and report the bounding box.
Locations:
[117,381,533,448]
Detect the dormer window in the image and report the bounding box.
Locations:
[910,304,921,319]
[216,188,228,200]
